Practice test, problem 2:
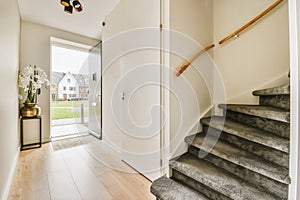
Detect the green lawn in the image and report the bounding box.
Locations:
[52,101,89,120]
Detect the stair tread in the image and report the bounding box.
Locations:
[201,116,289,153]
[151,176,209,200]
[170,153,277,200]
[185,134,290,184]
[219,104,290,123]
[253,84,290,96]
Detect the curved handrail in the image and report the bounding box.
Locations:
[219,0,284,44]
[176,44,215,77]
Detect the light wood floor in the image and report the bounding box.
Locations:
[8,136,155,200]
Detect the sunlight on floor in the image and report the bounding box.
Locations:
[8,136,155,200]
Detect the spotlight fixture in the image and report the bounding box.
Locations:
[64,5,73,14]
[60,0,83,14]
[72,0,81,8]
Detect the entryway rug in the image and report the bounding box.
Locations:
[51,135,97,151]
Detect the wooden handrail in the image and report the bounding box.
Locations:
[219,0,284,44]
[176,44,215,77]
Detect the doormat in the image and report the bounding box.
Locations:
[51,135,97,151]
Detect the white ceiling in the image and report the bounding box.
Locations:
[18,0,119,40]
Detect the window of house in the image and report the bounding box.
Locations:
[69,87,73,91]
[74,87,76,91]
[63,86,66,91]
[67,79,71,83]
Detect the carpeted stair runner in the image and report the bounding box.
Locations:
[151,176,209,200]
[151,84,290,200]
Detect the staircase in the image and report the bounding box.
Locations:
[151,84,290,200]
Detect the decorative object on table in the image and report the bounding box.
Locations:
[20,102,41,118]
[60,0,83,14]
[18,65,50,117]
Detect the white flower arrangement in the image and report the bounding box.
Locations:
[18,65,50,103]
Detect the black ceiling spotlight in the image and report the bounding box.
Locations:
[72,0,83,12]
[64,5,73,14]
[60,0,83,14]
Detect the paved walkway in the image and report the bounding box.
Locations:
[52,118,89,138]
[52,118,88,126]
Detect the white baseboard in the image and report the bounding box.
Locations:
[2,147,20,200]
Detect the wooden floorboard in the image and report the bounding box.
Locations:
[8,136,155,200]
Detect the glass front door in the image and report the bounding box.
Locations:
[88,42,102,138]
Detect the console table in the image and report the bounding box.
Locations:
[20,116,42,150]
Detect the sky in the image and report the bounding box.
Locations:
[51,46,89,74]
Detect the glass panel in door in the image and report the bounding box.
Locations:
[88,42,102,138]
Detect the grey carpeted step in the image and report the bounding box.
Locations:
[170,153,278,200]
[188,146,288,199]
[253,85,290,110]
[172,170,230,200]
[185,134,290,184]
[201,126,289,168]
[150,176,209,200]
[200,116,289,153]
[225,111,289,138]
[259,95,290,110]
[252,84,290,96]
[219,104,290,123]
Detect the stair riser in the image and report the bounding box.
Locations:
[259,95,290,110]
[202,126,289,168]
[188,146,288,199]
[172,170,231,200]
[225,111,289,138]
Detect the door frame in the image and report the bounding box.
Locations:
[160,0,171,177]
[88,41,102,139]
[49,37,94,139]
[288,0,300,199]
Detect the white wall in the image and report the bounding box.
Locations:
[214,0,290,103]
[0,0,20,199]
[102,2,123,150]
[20,21,98,141]
[169,0,214,158]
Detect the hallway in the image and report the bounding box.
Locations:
[8,136,154,200]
